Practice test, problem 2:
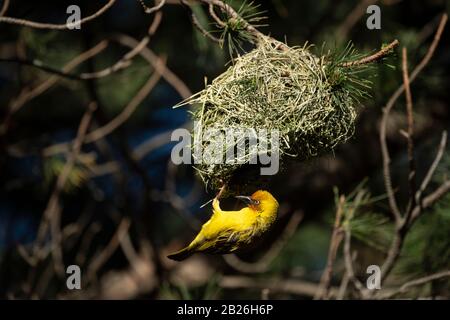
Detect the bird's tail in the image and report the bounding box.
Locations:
[167,246,194,261]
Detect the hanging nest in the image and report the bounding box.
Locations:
[178,37,379,194]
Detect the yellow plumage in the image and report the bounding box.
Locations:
[167,190,279,261]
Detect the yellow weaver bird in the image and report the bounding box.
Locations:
[167,190,279,261]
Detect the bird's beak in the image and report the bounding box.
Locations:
[235,195,257,206]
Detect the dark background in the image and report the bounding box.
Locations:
[0,0,449,299]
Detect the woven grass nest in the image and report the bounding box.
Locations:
[178,37,377,194]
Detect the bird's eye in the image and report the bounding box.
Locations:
[253,200,260,205]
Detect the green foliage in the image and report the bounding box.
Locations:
[191,4,226,67]
[20,29,81,69]
[97,58,152,115]
[395,194,450,279]
[43,156,89,192]
[215,0,268,58]
[159,275,221,299]
[337,182,394,253]
[349,212,394,253]
[271,223,330,275]
[323,42,374,103]
[338,177,450,289]
[21,29,60,59]
[392,145,448,281]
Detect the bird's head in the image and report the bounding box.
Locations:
[235,190,279,216]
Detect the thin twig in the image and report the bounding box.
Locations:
[115,34,192,99]
[85,218,131,285]
[42,57,165,156]
[343,228,366,295]
[208,3,226,27]
[0,12,162,84]
[340,190,368,298]
[83,61,164,143]
[197,0,266,42]
[41,32,192,158]
[341,39,399,67]
[337,272,350,300]
[401,47,417,219]
[378,13,448,286]
[337,251,357,300]
[379,14,448,224]
[414,131,448,215]
[33,102,97,275]
[378,270,450,299]
[79,11,163,80]
[216,183,226,199]
[0,58,93,80]
[380,179,450,291]
[315,195,345,299]
[75,222,102,267]
[410,180,450,223]
[133,129,180,160]
[0,0,116,29]
[6,41,109,115]
[223,210,303,274]
[337,0,380,39]
[138,0,166,14]
[0,0,9,17]
[192,11,223,44]
[180,0,222,44]
[220,275,338,298]
[380,121,402,223]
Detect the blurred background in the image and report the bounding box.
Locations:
[0,0,449,299]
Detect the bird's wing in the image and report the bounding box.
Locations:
[197,227,249,253]
[192,209,256,253]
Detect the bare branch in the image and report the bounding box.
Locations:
[86,218,132,285]
[379,13,448,224]
[220,275,338,298]
[39,32,192,159]
[380,180,450,284]
[114,34,192,99]
[414,131,448,214]
[343,228,366,295]
[410,180,450,223]
[401,47,417,219]
[315,195,345,299]
[79,11,163,80]
[377,14,448,286]
[216,183,227,199]
[197,0,266,43]
[380,118,403,222]
[0,0,9,17]
[208,3,226,27]
[0,57,94,81]
[7,41,109,115]
[337,0,380,39]
[378,270,450,299]
[138,0,166,14]
[0,0,116,29]
[223,210,303,274]
[337,252,357,300]
[180,0,222,44]
[43,57,166,156]
[192,11,223,44]
[0,12,162,88]
[341,39,399,68]
[33,102,97,275]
